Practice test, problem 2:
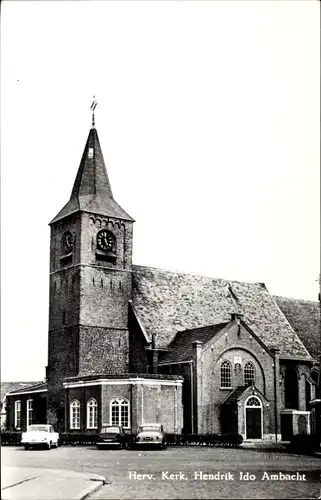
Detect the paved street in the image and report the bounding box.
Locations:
[2,445,321,499]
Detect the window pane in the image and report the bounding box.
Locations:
[220,361,231,388]
[244,362,255,386]
[110,399,129,427]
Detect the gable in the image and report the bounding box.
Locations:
[159,323,229,364]
[132,265,311,359]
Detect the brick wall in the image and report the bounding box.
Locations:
[78,327,129,375]
[66,386,101,432]
[64,379,183,434]
[47,211,133,423]
[198,323,278,435]
[6,392,47,431]
[128,306,149,373]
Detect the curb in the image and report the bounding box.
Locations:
[1,475,38,491]
[78,481,104,500]
[78,475,107,500]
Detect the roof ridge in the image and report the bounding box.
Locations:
[132,264,265,287]
[273,294,320,305]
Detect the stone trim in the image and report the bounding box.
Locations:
[8,388,47,396]
[49,263,133,275]
[63,377,183,389]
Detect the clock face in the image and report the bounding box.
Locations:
[97,230,114,251]
[63,231,73,253]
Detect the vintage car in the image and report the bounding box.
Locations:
[135,423,166,448]
[96,426,128,449]
[21,424,59,450]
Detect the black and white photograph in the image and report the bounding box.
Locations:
[1,1,320,499]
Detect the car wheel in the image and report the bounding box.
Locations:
[24,444,30,451]
[122,442,128,450]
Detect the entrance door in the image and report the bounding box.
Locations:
[298,415,307,435]
[245,396,262,439]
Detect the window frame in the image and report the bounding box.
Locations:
[70,399,81,430]
[15,400,21,429]
[86,398,98,429]
[109,398,130,429]
[26,399,33,428]
[220,360,232,389]
[244,361,256,387]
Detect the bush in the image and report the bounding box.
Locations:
[165,433,243,447]
[59,432,137,447]
[1,431,22,445]
[59,432,99,446]
[0,430,242,448]
[287,434,320,455]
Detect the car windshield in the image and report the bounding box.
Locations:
[27,425,48,432]
[101,427,119,433]
[139,425,161,432]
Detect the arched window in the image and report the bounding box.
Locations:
[70,400,80,429]
[311,370,319,385]
[220,361,232,389]
[87,398,98,429]
[244,362,255,386]
[110,398,130,428]
[245,396,261,407]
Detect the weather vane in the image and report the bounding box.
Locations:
[90,96,98,127]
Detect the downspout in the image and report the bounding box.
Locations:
[273,353,278,442]
[190,361,194,434]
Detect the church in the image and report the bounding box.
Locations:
[5,111,321,442]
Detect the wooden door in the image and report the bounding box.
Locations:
[246,407,262,438]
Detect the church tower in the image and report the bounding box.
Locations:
[47,104,134,422]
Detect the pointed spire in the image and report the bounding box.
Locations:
[70,126,113,199]
[50,102,134,224]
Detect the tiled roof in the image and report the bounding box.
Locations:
[51,127,133,224]
[131,265,312,359]
[6,382,47,396]
[274,296,321,359]
[1,382,43,402]
[222,386,247,405]
[159,323,228,364]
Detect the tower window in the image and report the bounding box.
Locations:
[88,148,94,158]
[110,398,130,428]
[70,400,80,429]
[220,360,232,389]
[87,398,98,429]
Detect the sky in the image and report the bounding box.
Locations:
[1,0,320,381]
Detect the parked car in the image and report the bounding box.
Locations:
[21,424,59,450]
[135,423,166,449]
[96,426,128,449]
